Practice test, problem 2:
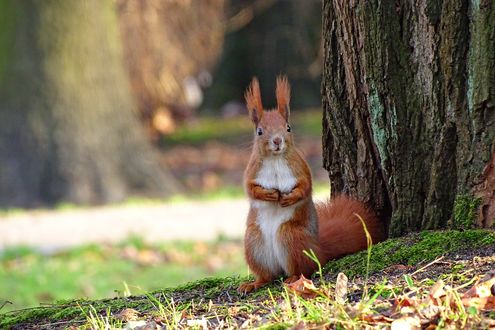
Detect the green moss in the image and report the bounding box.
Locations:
[323,230,495,277]
[452,194,482,230]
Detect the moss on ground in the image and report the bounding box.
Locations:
[324,229,495,277]
[1,229,494,329]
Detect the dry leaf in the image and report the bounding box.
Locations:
[391,315,421,330]
[360,313,394,324]
[116,308,140,321]
[462,296,495,311]
[463,270,495,299]
[187,318,207,329]
[428,279,446,300]
[393,297,417,311]
[285,275,321,299]
[335,272,348,304]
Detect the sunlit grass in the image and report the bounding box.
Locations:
[161,109,322,146]
[0,237,245,313]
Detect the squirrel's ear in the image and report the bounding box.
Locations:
[276,75,290,122]
[245,77,263,125]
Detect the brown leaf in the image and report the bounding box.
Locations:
[285,275,320,299]
[391,316,421,330]
[424,279,446,306]
[360,314,394,324]
[462,296,495,311]
[115,308,140,321]
[463,270,495,299]
[393,296,417,311]
[334,272,348,304]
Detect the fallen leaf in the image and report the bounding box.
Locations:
[393,297,417,311]
[335,272,348,304]
[424,279,446,306]
[285,275,321,299]
[391,315,421,330]
[360,314,394,324]
[428,279,446,300]
[463,270,495,299]
[462,296,495,311]
[116,308,140,321]
[123,320,147,330]
[187,318,207,329]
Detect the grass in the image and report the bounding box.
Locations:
[1,229,494,329]
[160,109,322,147]
[0,237,246,313]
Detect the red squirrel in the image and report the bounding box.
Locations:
[238,76,385,294]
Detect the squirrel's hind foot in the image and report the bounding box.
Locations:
[237,279,270,295]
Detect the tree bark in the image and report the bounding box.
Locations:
[0,0,180,207]
[322,0,495,236]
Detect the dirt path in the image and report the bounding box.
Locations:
[0,190,330,251]
[0,200,249,252]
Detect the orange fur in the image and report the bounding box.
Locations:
[239,76,385,294]
[245,77,263,124]
[317,196,385,262]
[276,75,291,120]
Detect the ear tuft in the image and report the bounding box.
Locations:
[276,75,291,121]
[245,77,263,125]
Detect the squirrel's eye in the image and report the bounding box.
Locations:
[256,127,263,136]
[287,125,291,132]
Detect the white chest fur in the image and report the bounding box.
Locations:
[255,157,297,193]
[251,157,298,275]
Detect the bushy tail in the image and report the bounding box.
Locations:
[316,195,385,263]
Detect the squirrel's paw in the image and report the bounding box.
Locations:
[279,193,300,207]
[283,275,300,285]
[259,188,280,202]
[237,280,268,295]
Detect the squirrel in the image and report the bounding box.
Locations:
[238,76,385,294]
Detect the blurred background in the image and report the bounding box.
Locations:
[0,0,326,312]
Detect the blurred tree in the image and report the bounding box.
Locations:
[116,0,227,138]
[322,0,495,236]
[202,0,322,112]
[0,1,180,207]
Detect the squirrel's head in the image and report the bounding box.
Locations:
[245,75,292,156]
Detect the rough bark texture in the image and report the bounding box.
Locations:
[0,1,180,207]
[322,0,495,236]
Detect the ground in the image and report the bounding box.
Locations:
[1,230,494,329]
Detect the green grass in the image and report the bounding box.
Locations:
[0,237,246,313]
[161,109,322,146]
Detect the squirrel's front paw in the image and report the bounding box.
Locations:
[279,193,300,207]
[259,188,280,202]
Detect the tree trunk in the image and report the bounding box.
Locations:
[0,0,180,207]
[322,0,495,236]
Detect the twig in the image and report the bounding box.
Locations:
[410,255,445,276]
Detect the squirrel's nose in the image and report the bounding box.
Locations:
[273,137,282,146]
